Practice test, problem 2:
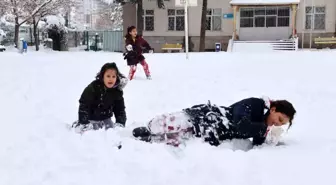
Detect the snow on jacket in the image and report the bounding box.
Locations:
[78,76,127,126]
[183,97,270,146]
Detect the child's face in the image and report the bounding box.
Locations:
[103,69,117,88]
[129,28,137,38]
[266,107,290,127]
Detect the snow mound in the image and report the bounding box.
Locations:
[1,51,336,185]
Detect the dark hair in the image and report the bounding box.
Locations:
[270,100,296,129]
[127,26,136,34]
[95,62,126,81]
[124,26,137,40]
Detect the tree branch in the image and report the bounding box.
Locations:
[19,0,53,26]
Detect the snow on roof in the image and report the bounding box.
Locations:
[230,0,300,5]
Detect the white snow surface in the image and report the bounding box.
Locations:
[1,50,336,185]
[230,0,300,5]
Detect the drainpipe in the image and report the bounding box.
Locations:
[309,0,314,49]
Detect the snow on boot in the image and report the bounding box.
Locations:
[133,126,152,142]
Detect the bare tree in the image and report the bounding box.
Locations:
[1,0,53,47]
[26,0,78,50]
[97,1,122,30]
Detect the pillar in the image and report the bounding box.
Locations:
[233,5,238,40]
[291,4,298,37]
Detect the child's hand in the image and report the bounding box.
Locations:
[126,44,133,51]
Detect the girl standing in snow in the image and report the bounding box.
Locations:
[72,62,128,134]
[132,97,296,147]
[124,26,153,80]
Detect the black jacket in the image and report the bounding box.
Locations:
[78,79,127,126]
[124,35,151,65]
[184,97,269,146]
[224,97,269,145]
[123,50,138,66]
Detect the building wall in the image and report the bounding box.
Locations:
[235,6,293,40]
[296,0,336,47]
[83,0,113,30]
[122,3,137,36]
[142,0,233,37]
[296,0,336,34]
[123,0,336,51]
[139,0,234,52]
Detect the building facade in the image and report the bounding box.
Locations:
[123,0,336,52]
[83,0,115,30]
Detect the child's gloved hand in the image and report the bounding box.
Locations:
[126,44,133,51]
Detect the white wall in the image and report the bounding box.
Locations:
[142,0,234,37]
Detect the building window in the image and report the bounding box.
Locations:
[240,8,254,27]
[142,10,154,31]
[305,6,325,30]
[206,8,222,31]
[240,7,290,28]
[168,9,184,31]
[277,7,290,27]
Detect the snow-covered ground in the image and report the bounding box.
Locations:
[1,50,336,185]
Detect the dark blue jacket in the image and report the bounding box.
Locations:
[184,97,270,146]
[224,97,269,145]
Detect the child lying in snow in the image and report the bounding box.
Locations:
[72,62,128,134]
[132,96,296,147]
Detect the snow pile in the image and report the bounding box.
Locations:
[44,15,66,27]
[233,42,275,52]
[0,29,5,36]
[230,0,300,5]
[0,14,15,27]
[41,14,70,33]
[1,51,336,185]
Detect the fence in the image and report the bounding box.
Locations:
[231,38,298,52]
[67,31,83,48]
[83,30,124,52]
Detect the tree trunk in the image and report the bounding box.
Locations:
[33,18,39,51]
[65,12,69,27]
[14,17,19,48]
[199,0,208,52]
[30,27,33,45]
[136,0,144,36]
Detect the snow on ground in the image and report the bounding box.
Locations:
[1,50,336,185]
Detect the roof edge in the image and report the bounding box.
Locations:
[229,0,300,6]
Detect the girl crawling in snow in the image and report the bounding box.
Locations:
[133,97,296,147]
[72,62,128,134]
